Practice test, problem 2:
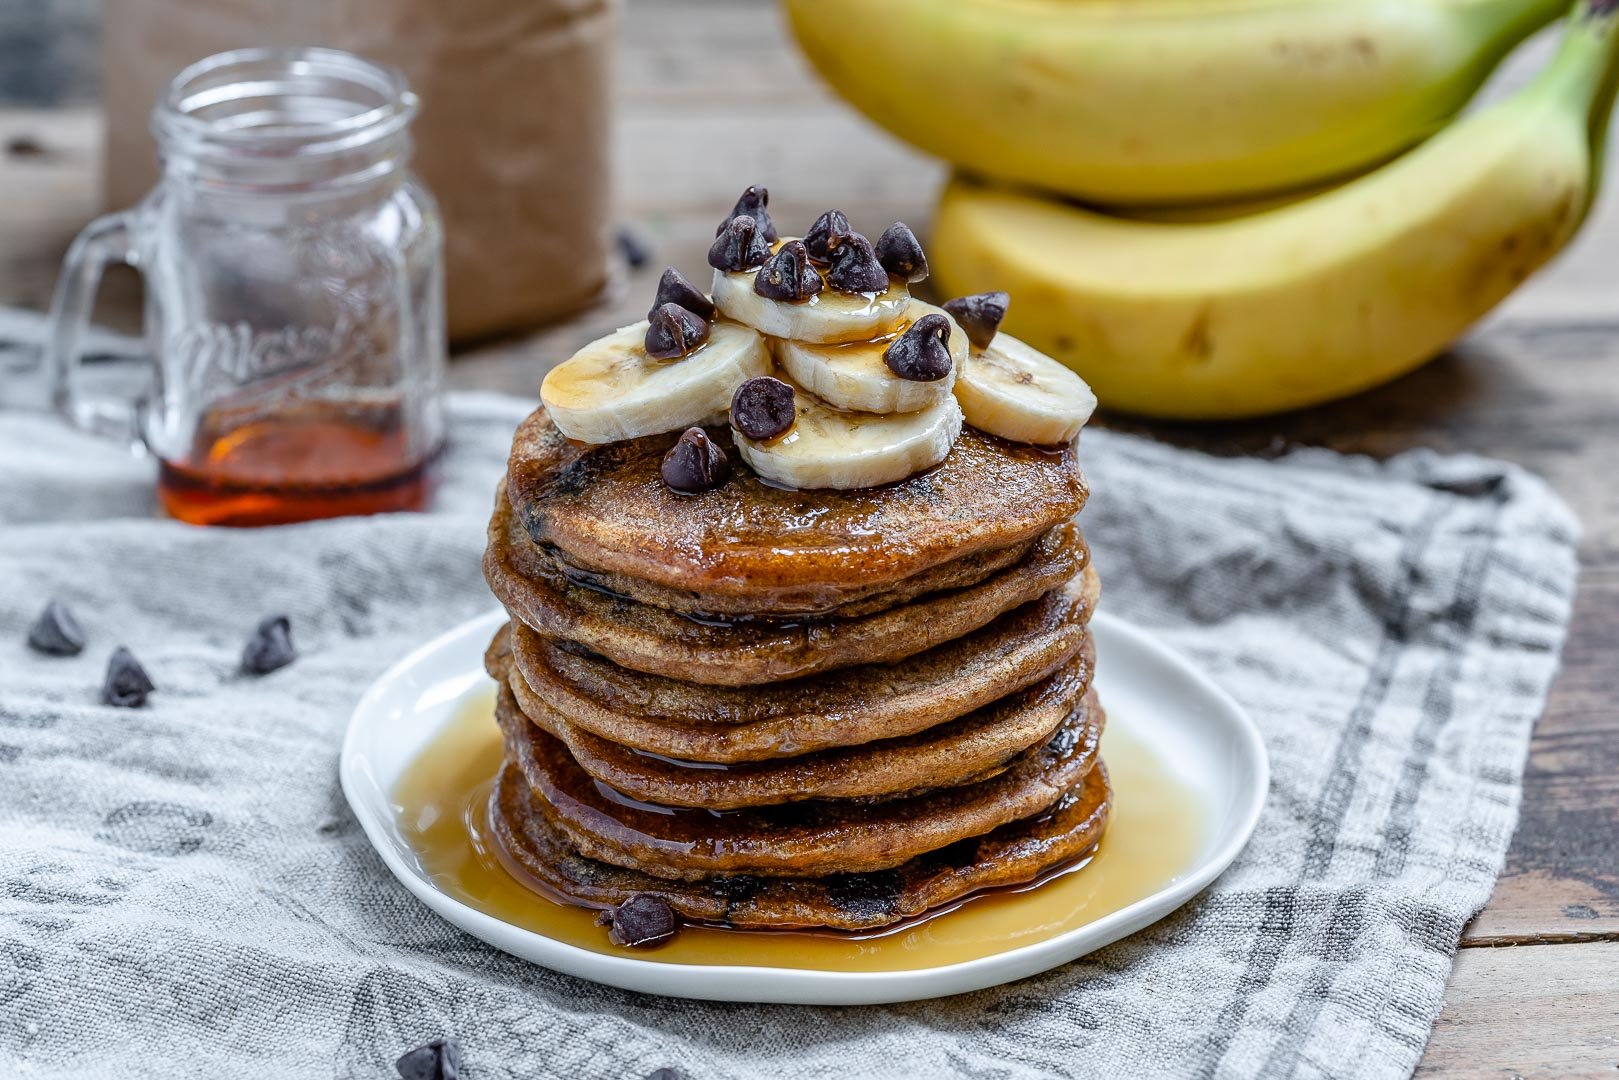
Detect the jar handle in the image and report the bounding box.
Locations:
[44,210,146,449]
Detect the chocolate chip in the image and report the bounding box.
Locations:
[706,214,772,273]
[660,428,731,493]
[825,230,889,294]
[241,615,295,676]
[752,240,823,302]
[101,647,155,708]
[647,267,714,322]
[884,314,955,382]
[645,1070,685,1080]
[874,222,928,283]
[715,184,778,243]
[803,209,850,266]
[730,376,796,441]
[616,226,652,270]
[395,1037,462,1080]
[942,291,1010,350]
[825,870,905,921]
[645,303,712,360]
[27,600,85,656]
[598,893,679,947]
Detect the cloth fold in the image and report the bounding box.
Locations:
[0,394,1578,1080]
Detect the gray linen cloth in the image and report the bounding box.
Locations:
[0,393,1578,1079]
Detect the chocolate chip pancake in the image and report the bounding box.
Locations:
[490,630,1093,809]
[496,684,1104,880]
[505,407,1087,614]
[488,759,1112,931]
[505,567,1099,763]
[488,493,1086,686]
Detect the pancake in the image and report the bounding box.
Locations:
[487,493,1086,686]
[489,758,1113,931]
[490,631,1094,809]
[496,684,1104,880]
[505,408,1087,611]
[506,567,1099,763]
[516,530,1041,620]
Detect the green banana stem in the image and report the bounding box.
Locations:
[1539,0,1619,133]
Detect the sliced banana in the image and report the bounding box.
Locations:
[774,301,965,415]
[541,319,768,444]
[712,239,911,344]
[954,333,1098,446]
[734,386,963,490]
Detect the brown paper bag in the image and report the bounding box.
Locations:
[103,0,617,344]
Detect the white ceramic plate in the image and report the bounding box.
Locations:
[341,608,1267,1005]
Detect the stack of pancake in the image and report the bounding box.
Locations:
[482,407,1108,933]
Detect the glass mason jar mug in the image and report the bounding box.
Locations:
[47,47,446,526]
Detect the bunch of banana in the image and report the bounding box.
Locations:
[542,197,1094,488]
[926,0,1619,418]
[784,0,1566,205]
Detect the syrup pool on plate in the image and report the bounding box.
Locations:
[391,684,1210,972]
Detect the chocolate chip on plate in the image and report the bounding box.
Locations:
[803,208,850,266]
[884,314,955,382]
[616,226,653,270]
[645,302,713,360]
[27,599,85,656]
[395,1037,462,1080]
[707,214,772,273]
[101,647,155,708]
[731,376,797,441]
[597,893,679,948]
[942,291,1010,350]
[241,615,296,676]
[644,1070,685,1080]
[647,266,715,322]
[824,230,889,294]
[752,239,823,302]
[661,428,731,494]
[715,184,778,243]
[874,222,928,283]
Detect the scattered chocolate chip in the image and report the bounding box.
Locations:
[825,230,889,294]
[884,314,955,382]
[101,647,155,708]
[803,209,850,266]
[647,266,714,322]
[706,214,772,273]
[5,134,44,158]
[715,184,778,243]
[660,428,731,493]
[597,893,679,947]
[395,1037,462,1080]
[942,291,1010,350]
[241,615,296,676]
[645,1070,685,1080]
[645,302,713,360]
[874,222,928,283]
[616,226,653,270]
[27,600,85,656]
[730,376,796,441]
[752,239,823,302]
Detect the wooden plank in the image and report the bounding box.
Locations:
[1419,941,1619,1076]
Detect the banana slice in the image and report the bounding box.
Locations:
[774,301,965,414]
[734,386,963,490]
[712,240,911,344]
[541,319,769,444]
[954,333,1098,446]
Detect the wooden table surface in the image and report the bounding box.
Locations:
[1,2,1614,1073]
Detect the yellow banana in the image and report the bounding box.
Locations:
[927,0,1619,420]
[785,0,1564,205]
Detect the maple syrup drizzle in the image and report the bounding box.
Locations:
[392,684,1209,972]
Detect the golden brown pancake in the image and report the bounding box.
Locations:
[487,494,1086,686]
[496,684,1104,880]
[490,632,1093,809]
[505,408,1087,611]
[489,759,1112,931]
[503,567,1097,763]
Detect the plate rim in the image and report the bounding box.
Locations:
[340,607,1268,1005]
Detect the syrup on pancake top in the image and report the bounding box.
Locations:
[480,185,1107,945]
